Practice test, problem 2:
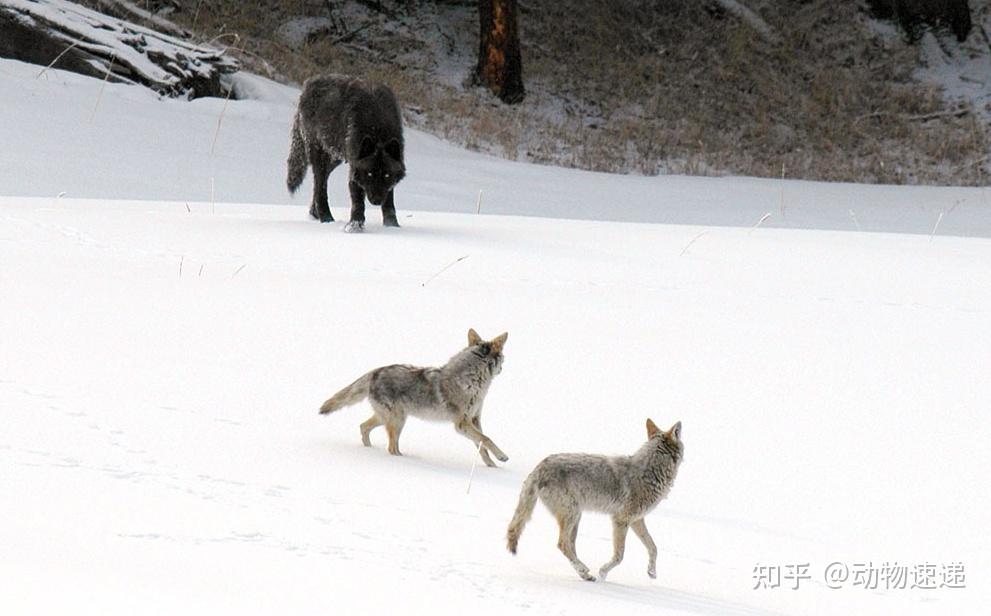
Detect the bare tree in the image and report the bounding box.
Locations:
[475,0,524,104]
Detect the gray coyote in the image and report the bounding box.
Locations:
[319,329,509,465]
[507,419,684,581]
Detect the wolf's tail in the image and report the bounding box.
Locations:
[507,468,540,554]
[286,113,308,194]
[319,371,373,414]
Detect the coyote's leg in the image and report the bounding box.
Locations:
[557,512,594,581]
[360,415,382,446]
[381,190,400,227]
[345,180,366,233]
[454,417,508,462]
[630,518,658,579]
[470,417,496,467]
[385,416,406,456]
[598,518,629,581]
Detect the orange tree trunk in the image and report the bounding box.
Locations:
[476,0,525,104]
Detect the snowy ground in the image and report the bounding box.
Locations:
[1,58,990,615]
[2,58,990,237]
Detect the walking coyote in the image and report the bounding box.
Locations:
[319,329,509,465]
[507,419,684,581]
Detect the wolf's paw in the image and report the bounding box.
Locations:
[344,220,365,233]
[311,208,334,223]
[496,452,509,462]
[597,569,609,581]
[578,570,596,582]
[383,217,400,228]
[647,566,656,579]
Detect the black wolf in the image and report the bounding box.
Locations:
[287,75,406,232]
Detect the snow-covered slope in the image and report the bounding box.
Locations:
[1,59,989,615]
[1,58,990,237]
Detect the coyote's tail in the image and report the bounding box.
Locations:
[507,469,540,554]
[286,113,308,194]
[319,372,373,414]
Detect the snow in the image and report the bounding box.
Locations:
[906,5,991,122]
[2,58,990,237]
[1,57,990,615]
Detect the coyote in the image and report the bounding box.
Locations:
[287,74,405,232]
[506,419,683,581]
[319,329,509,465]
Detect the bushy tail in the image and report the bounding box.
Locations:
[319,372,373,414]
[507,470,540,554]
[286,113,308,194]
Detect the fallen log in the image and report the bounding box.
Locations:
[0,0,237,98]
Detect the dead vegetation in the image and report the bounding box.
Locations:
[83,0,991,185]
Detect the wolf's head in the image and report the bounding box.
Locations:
[467,328,508,375]
[352,137,405,206]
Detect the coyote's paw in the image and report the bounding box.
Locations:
[344,220,365,233]
[578,570,596,582]
[496,451,509,462]
[647,566,656,579]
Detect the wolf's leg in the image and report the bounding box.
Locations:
[470,417,496,467]
[630,519,658,578]
[309,149,334,222]
[360,415,382,447]
[598,518,629,581]
[556,512,594,581]
[345,180,366,233]
[385,416,406,456]
[454,418,508,462]
[381,190,400,227]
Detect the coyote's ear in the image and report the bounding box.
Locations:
[383,138,402,161]
[490,332,508,353]
[646,418,660,438]
[667,421,682,441]
[358,136,376,159]
[468,328,482,346]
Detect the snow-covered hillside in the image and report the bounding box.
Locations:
[1,58,989,615]
[2,58,990,237]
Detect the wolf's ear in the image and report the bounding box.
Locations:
[667,421,682,441]
[490,332,508,354]
[646,418,660,438]
[358,136,377,159]
[383,138,402,161]
[468,328,482,346]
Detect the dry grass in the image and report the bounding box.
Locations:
[101,0,991,185]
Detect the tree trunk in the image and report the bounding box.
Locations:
[475,0,524,104]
